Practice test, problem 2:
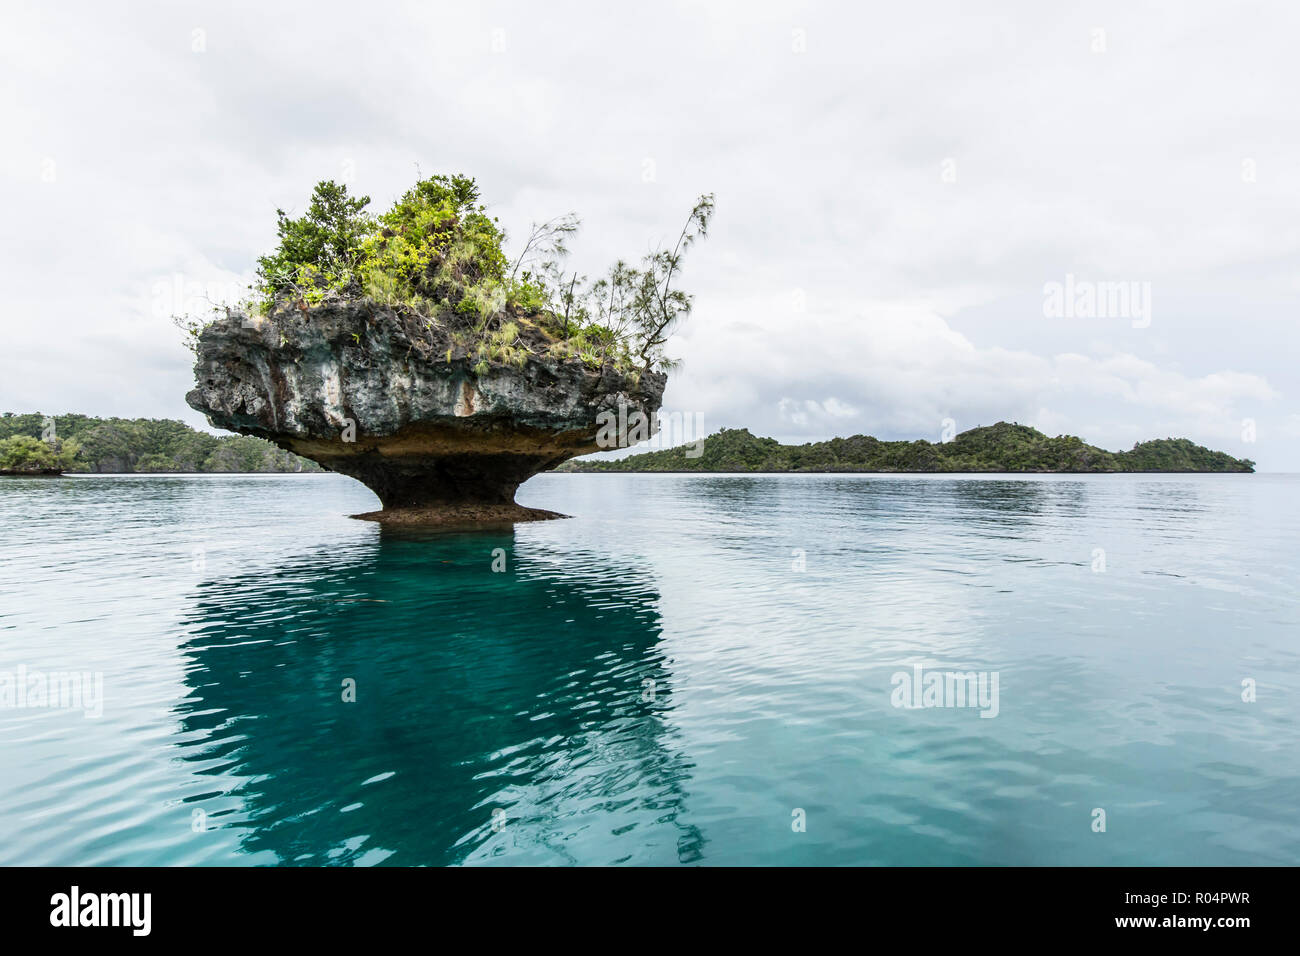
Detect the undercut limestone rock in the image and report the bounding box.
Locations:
[185,302,665,524]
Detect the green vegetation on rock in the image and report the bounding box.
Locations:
[255,179,375,304]
[561,422,1255,473]
[180,173,715,376]
[0,413,321,474]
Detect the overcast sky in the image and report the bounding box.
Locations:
[3,1,1297,467]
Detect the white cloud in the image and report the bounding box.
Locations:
[674,297,1278,455]
[0,0,1295,466]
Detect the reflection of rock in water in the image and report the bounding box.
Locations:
[175,530,702,865]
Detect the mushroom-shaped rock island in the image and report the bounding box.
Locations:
[181,172,713,524]
[186,302,666,525]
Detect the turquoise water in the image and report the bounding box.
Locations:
[0,471,1297,866]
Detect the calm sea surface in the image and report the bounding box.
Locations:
[0,472,1296,866]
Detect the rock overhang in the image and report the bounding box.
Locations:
[186,301,666,523]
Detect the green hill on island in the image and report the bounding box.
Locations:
[560,422,1255,473]
[0,413,321,474]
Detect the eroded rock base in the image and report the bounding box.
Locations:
[350,502,567,528]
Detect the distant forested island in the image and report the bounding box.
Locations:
[0,413,320,474]
[560,422,1255,473]
[1,415,1254,477]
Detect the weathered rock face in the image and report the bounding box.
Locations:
[185,303,666,523]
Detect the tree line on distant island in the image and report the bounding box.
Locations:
[561,422,1255,473]
[0,413,320,474]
